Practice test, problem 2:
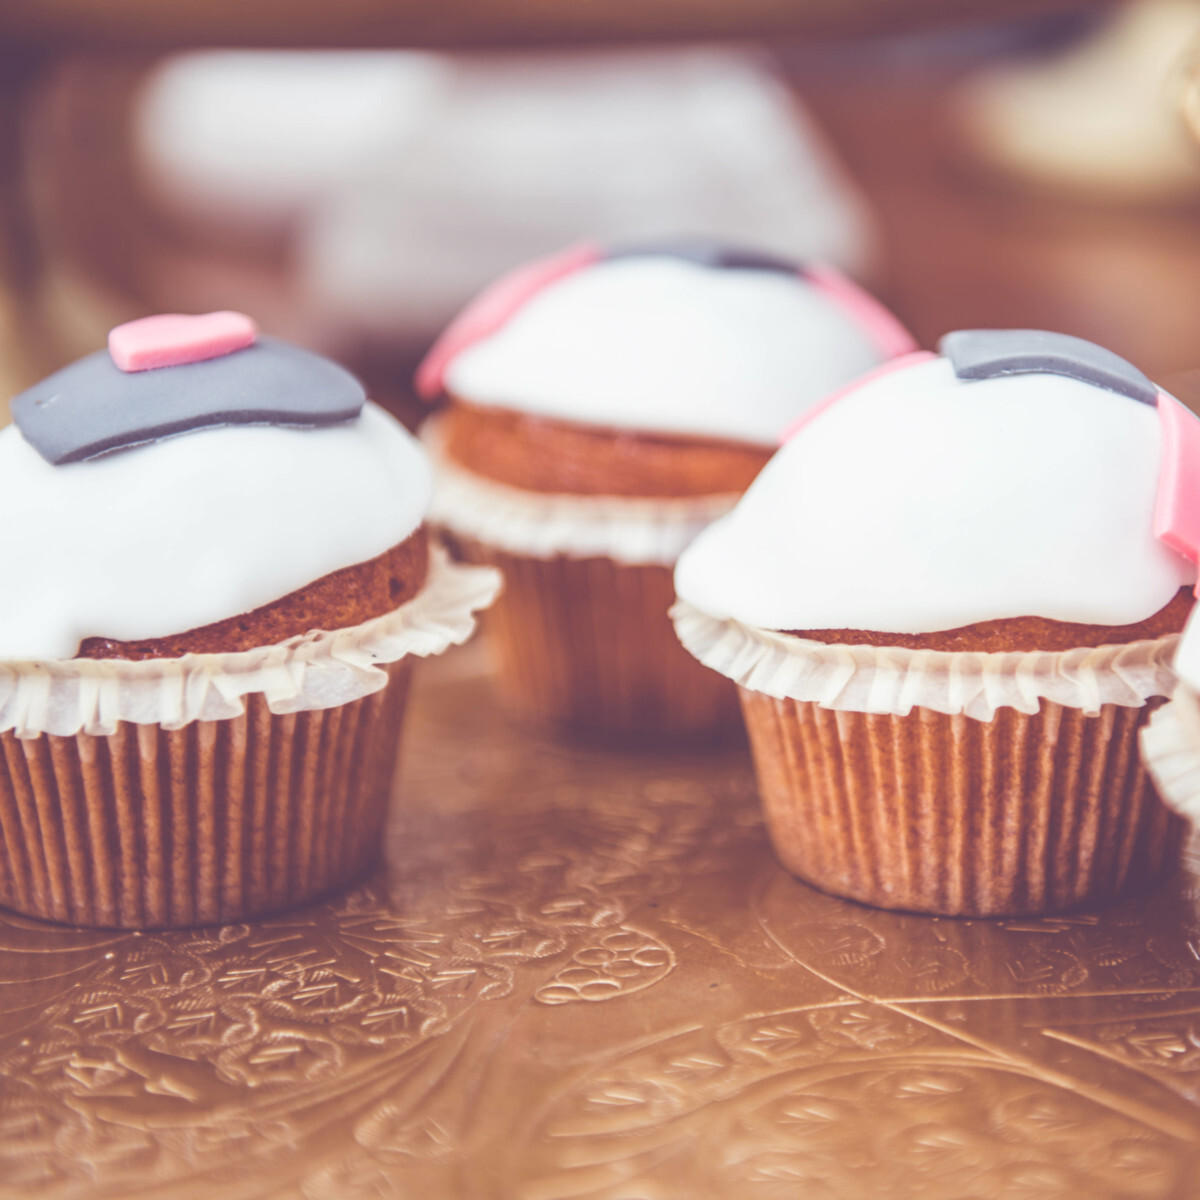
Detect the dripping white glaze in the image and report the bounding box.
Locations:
[443,255,887,446]
[675,354,1194,631]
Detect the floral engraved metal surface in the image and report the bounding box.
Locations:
[2,663,1200,1198]
[509,1005,1194,1200]
[534,927,674,1005]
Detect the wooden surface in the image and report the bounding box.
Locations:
[2,649,1199,1198]
[0,0,1103,51]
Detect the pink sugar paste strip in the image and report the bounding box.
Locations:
[416,241,602,401]
[779,350,937,444]
[108,311,257,373]
[802,264,918,360]
[1155,391,1200,593]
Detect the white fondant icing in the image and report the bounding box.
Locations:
[675,354,1195,631]
[0,403,432,661]
[442,256,885,446]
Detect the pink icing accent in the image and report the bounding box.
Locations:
[779,350,937,444]
[108,311,257,373]
[1154,391,1200,591]
[416,242,602,401]
[802,265,918,360]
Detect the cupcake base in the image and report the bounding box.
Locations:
[0,660,412,929]
[459,540,741,743]
[741,689,1185,917]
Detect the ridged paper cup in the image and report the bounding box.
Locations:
[674,602,1186,917]
[742,691,1182,916]
[457,540,740,741]
[423,419,744,742]
[0,550,500,929]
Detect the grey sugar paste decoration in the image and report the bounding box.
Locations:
[605,238,801,277]
[11,336,366,465]
[939,329,1158,405]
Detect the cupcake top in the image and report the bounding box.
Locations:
[416,240,914,447]
[675,330,1200,633]
[1,312,431,661]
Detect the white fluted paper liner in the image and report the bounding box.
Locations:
[671,600,1179,721]
[421,417,738,565]
[1142,687,1200,824]
[0,548,501,739]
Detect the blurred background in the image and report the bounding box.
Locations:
[4,0,1200,421]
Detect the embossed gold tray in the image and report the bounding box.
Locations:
[2,648,1200,1198]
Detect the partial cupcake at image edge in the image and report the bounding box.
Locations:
[0,311,500,930]
[414,238,916,741]
[1140,605,1200,826]
[673,329,1200,916]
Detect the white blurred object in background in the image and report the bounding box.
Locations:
[135,51,444,237]
[953,0,1200,203]
[134,47,874,349]
[298,49,872,344]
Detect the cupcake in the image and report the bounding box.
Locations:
[1141,608,1200,826]
[415,240,914,740]
[0,311,499,930]
[674,329,1200,916]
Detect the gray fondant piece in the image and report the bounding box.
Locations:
[939,329,1157,405]
[11,336,366,465]
[605,238,800,276]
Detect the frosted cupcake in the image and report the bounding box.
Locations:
[1141,608,1200,826]
[416,240,914,740]
[674,329,1200,915]
[0,312,499,929]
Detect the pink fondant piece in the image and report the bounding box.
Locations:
[1154,391,1200,589]
[415,242,602,401]
[779,350,937,444]
[108,311,258,373]
[803,264,918,360]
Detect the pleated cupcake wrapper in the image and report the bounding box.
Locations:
[0,662,412,929]
[0,551,501,929]
[743,691,1183,916]
[671,601,1179,721]
[674,604,1183,916]
[421,416,740,566]
[0,548,502,738]
[1142,686,1200,826]
[459,541,741,740]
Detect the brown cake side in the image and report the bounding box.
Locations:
[439,397,771,497]
[789,587,1194,653]
[76,526,429,661]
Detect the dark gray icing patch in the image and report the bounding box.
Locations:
[604,238,801,276]
[939,329,1157,405]
[11,336,366,465]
